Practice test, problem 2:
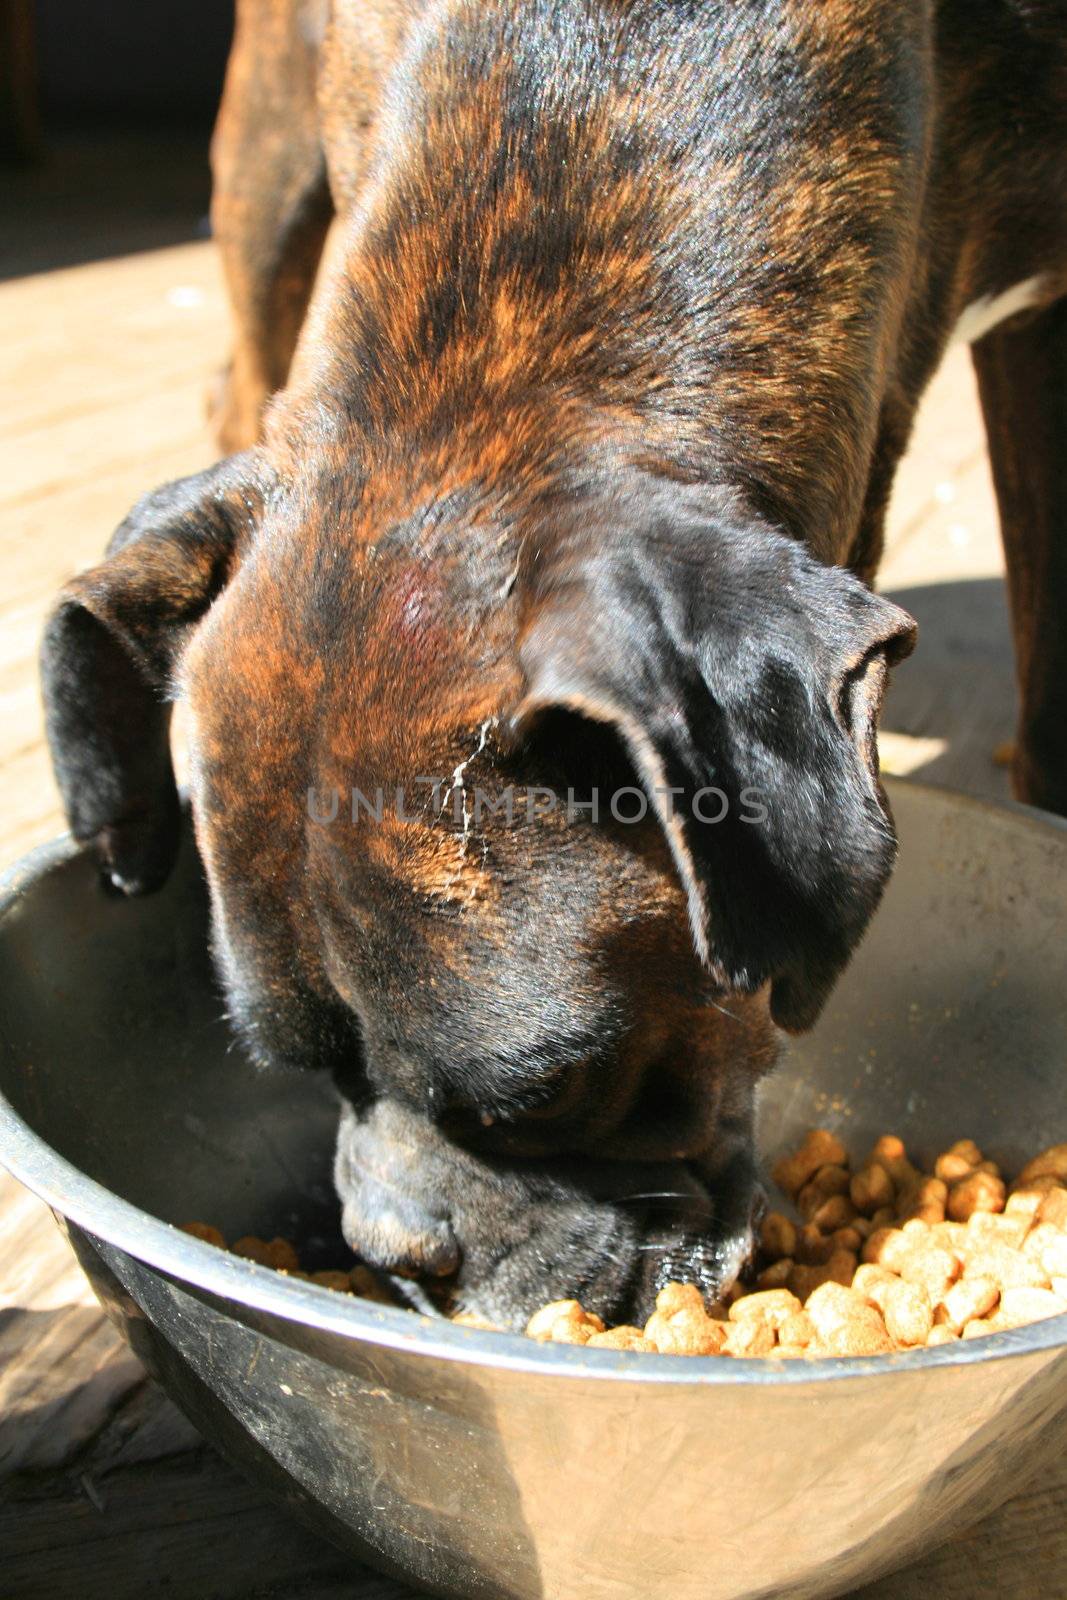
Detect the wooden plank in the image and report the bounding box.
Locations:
[855,1463,1067,1599]
[2,1453,362,1600]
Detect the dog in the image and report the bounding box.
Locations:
[41,2,1067,1328]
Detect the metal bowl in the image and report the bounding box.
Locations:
[1,780,1065,1600]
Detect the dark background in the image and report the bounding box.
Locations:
[33,0,233,126]
[2,0,236,277]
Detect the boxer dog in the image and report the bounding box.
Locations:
[41,2,1067,1327]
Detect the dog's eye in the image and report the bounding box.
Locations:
[435,1049,589,1136]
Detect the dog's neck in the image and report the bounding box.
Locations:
[294,2,1067,571]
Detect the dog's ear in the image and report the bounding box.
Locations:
[40,452,269,894]
[515,485,916,1031]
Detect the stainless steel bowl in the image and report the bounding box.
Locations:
[1,780,1065,1600]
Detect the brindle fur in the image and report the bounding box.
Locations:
[41,1,1067,1326]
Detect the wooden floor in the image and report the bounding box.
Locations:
[1,145,1062,1600]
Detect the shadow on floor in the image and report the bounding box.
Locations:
[880,575,1017,806]
[2,128,212,280]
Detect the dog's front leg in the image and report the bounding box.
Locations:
[973,296,1067,817]
[209,0,333,451]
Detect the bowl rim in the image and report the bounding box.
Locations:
[2,792,1067,1388]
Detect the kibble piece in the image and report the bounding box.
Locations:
[850,1162,895,1215]
[938,1138,984,1172]
[870,1134,907,1162]
[790,1255,848,1301]
[647,1308,729,1356]
[926,1325,959,1347]
[654,1282,706,1318]
[796,1224,835,1265]
[830,1226,864,1255]
[965,1212,1030,1251]
[772,1129,849,1199]
[1004,1188,1046,1218]
[862,1227,912,1271]
[817,1317,895,1357]
[898,1245,960,1302]
[881,1279,934,1346]
[1010,1173,1065,1200]
[810,1194,856,1234]
[996,1287,1067,1327]
[827,1247,860,1285]
[452,1310,503,1331]
[350,1266,399,1305]
[1015,1144,1067,1188]
[938,1276,1000,1333]
[790,1250,857,1301]
[182,1221,227,1249]
[722,1319,776,1357]
[586,1326,656,1352]
[852,1262,897,1300]
[903,1175,949,1207]
[897,1176,948,1226]
[233,1234,304,1273]
[527,1300,605,1344]
[807,1282,879,1334]
[1052,1278,1067,1300]
[797,1166,852,1220]
[852,1272,893,1313]
[869,1206,897,1231]
[263,1237,301,1272]
[778,1310,816,1347]
[232,1235,275,1266]
[1022,1223,1063,1263]
[935,1149,979,1185]
[756,1257,795,1291]
[729,1289,802,1329]
[962,1319,995,1340]
[311,1269,353,1293]
[947,1171,1006,1222]
[527,1301,576,1340]
[930,1220,969,1255]
[760,1212,798,1261]
[869,1135,921,1190]
[788,1263,827,1302]
[964,1245,1049,1292]
[1037,1188,1067,1229]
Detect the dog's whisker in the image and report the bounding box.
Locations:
[617,1190,701,1202]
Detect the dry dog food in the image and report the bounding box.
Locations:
[526,1133,1067,1357]
[178,1221,401,1304]
[182,1132,1067,1358]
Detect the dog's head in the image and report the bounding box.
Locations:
[41,449,913,1323]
